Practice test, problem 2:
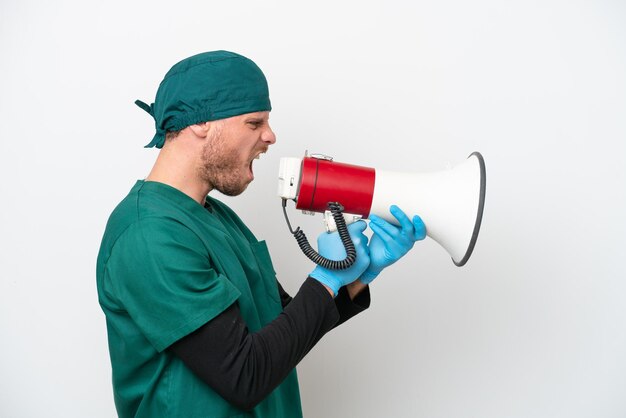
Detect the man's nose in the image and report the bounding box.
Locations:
[261,126,276,144]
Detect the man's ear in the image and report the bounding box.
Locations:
[188,122,211,138]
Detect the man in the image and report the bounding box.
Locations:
[96,50,426,418]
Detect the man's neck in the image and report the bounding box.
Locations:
[146,147,211,205]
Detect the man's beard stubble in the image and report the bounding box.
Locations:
[198,123,249,197]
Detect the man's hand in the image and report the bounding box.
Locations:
[309,221,371,297]
[359,205,426,284]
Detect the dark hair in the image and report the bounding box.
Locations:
[165,129,182,142]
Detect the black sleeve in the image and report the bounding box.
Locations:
[276,279,371,326]
[168,277,340,411]
[333,284,371,327]
[275,280,293,308]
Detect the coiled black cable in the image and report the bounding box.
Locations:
[282,200,357,270]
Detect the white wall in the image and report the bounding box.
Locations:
[1,1,625,417]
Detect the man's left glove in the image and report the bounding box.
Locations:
[309,220,371,297]
[359,205,426,285]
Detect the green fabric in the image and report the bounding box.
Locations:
[135,50,272,149]
[96,180,302,418]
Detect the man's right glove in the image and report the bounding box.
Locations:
[309,220,371,297]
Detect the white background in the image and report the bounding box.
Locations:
[1,1,625,417]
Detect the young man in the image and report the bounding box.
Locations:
[96,50,425,418]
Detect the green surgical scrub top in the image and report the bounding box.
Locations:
[96,180,303,418]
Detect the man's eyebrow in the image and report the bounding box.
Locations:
[245,117,266,123]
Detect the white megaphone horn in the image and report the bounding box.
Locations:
[278,152,486,267]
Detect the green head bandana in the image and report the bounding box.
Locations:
[135,50,271,148]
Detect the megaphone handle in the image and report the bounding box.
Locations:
[281,200,357,270]
[324,211,363,232]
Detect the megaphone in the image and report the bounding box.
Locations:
[278,152,486,267]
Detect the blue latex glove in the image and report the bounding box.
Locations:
[359,205,426,284]
[309,220,371,297]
